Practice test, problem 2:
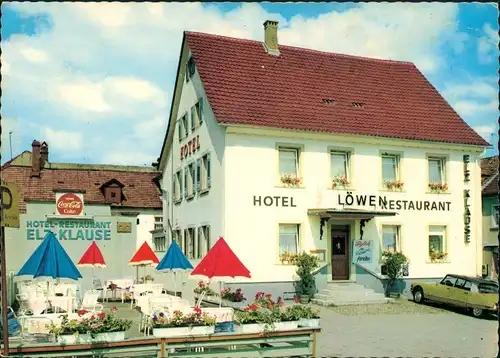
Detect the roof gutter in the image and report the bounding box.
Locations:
[158,33,187,172]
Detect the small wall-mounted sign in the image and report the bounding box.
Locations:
[117,222,132,233]
[309,249,326,262]
[253,195,297,207]
[352,240,373,264]
[56,193,84,216]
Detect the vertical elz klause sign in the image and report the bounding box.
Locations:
[463,155,471,243]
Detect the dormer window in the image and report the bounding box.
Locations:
[100,179,125,205]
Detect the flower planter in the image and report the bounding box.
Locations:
[57,334,91,345]
[274,321,299,331]
[298,318,320,328]
[92,331,126,342]
[152,325,215,338]
[235,322,267,334]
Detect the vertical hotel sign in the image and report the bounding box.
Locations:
[463,155,471,243]
[56,193,84,216]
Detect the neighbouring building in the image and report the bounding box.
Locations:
[155,21,489,296]
[480,155,499,278]
[1,140,162,298]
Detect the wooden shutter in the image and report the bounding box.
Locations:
[184,167,188,198]
[179,171,183,199]
[191,164,196,194]
[196,158,201,191]
[207,153,211,188]
[178,121,182,142]
[191,106,196,131]
[198,98,203,125]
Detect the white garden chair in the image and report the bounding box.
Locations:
[77,290,103,313]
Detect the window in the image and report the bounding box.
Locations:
[196,227,202,259]
[330,151,349,179]
[428,225,446,256]
[492,205,499,228]
[154,236,166,252]
[191,98,204,130]
[154,216,163,231]
[440,275,456,287]
[186,228,195,259]
[279,148,299,178]
[455,278,466,289]
[201,153,211,191]
[428,157,445,184]
[279,224,300,256]
[183,229,188,255]
[201,225,211,257]
[173,170,182,202]
[381,154,399,182]
[178,114,188,142]
[382,225,400,252]
[185,163,195,198]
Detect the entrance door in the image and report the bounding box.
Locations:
[331,230,349,280]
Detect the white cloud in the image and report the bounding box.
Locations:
[478,23,499,64]
[472,124,497,143]
[443,79,499,117]
[42,128,83,151]
[1,2,495,164]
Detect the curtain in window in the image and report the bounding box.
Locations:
[428,159,443,184]
[428,235,443,252]
[279,150,298,177]
[382,156,397,182]
[331,153,347,178]
[382,226,398,251]
[279,225,298,255]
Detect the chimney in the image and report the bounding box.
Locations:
[31,140,41,177]
[40,141,49,168]
[263,20,280,56]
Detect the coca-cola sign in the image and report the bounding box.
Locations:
[56,193,84,216]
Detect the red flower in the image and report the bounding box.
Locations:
[90,315,95,320]
[77,309,88,317]
[293,297,300,303]
[193,306,202,313]
[264,294,272,299]
[112,306,118,312]
[98,313,106,319]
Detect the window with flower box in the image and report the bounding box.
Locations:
[278,146,302,187]
[278,224,300,260]
[382,225,400,252]
[428,157,448,192]
[381,153,403,190]
[330,151,350,189]
[428,225,448,262]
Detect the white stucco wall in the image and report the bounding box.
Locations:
[136,214,155,249]
[223,127,484,282]
[161,48,225,265]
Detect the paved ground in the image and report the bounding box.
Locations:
[105,294,497,357]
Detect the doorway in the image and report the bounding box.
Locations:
[331,226,350,280]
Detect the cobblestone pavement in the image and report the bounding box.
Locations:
[316,302,497,357]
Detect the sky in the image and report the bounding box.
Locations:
[1,2,499,166]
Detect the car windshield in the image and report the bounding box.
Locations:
[478,283,498,294]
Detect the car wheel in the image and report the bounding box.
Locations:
[472,308,483,318]
[413,288,424,304]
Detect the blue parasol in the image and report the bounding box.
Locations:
[156,240,193,292]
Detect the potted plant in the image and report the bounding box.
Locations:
[428,183,448,194]
[193,281,218,301]
[285,304,320,328]
[151,307,216,337]
[331,175,349,189]
[48,315,91,344]
[220,288,246,303]
[429,249,448,262]
[280,174,302,187]
[293,252,320,303]
[384,180,404,191]
[235,294,292,333]
[381,250,409,298]
[234,303,275,334]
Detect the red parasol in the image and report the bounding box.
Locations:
[78,242,106,268]
[191,237,251,279]
[191,237,251,307]
[129,242,159,266]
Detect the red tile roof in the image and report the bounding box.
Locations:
[483,172,498,196]
[1,156,162,213]
[185,31,488,147]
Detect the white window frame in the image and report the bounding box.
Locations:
[428,225,447,256]
[186,163,195,198]
[381,154,400,183]
[491,205,499,229]
[381,225,401,252]
[278,224,300,257]
[154,216,164,231]
[428,157,445,185]
[278,147,299,178]
[330,151,350,181]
